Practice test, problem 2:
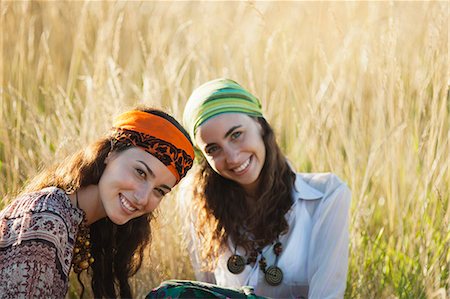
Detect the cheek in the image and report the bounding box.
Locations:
[256,136,266,158]
[100,167,136,190]
[259,140,266,158]
[207,157,223,173]
[145,197,162,213]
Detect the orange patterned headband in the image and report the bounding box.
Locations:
[111,110,194,183]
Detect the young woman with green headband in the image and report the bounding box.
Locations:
[180,78,351,299]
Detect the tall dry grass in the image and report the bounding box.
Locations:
[1,1,448,298]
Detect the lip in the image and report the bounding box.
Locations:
[231,156,252,175]
[119,193,137,214]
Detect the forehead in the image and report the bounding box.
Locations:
[117,147,177,186]
[118,147,151,159]
[195,113,253,143]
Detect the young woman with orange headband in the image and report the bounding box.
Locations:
[0,107,195,298]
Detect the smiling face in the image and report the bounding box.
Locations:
[97,147,177,225]
[195,113,266,196]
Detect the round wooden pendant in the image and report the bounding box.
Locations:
[227,254,245,274]
[265,265,283,286]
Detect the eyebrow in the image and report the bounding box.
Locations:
[224,125,242,138]
[160,185,172,192]
[138,160,155,178]
[138,160,173,192]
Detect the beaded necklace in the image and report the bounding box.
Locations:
[227,241,284,286]
[72,191,94,274]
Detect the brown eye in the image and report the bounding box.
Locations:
[230,131,242,140]
[154,188,166,197]
[206,145,219,155]
[136,168,146,178]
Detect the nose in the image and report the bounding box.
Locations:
[133,182,160,213]
[223,144,240,165]
[133,183,152,206]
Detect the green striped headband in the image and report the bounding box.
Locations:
[183,78,263,142]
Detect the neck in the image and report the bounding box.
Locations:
[69,185,105,225]
[243,180,259,201]
[244,188,259,210]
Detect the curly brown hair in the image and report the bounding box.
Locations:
[191,117,295,270]
[24,107,191,298]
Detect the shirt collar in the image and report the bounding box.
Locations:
[293,173,323,200]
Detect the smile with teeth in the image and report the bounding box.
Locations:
[233,157,251,173]
[120,194,137,212]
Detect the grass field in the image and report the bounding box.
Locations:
[1,1,449,298]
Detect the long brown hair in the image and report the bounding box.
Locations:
[24,107,191,298]
[191,117,295,269]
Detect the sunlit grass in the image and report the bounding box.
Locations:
[1,1,448,298]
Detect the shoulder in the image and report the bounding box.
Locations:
[297,172,349,195]
[1,187,83,230]
[6,187,68,211]
[1,187,83,256]
[294,172,351,207]
[293,173,351,231]
[0,188,79,294]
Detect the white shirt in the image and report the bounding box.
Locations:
[183,172,351,299]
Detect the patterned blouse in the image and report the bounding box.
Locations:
[0,187,84,298]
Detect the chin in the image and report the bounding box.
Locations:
[108,216,128,225]
[240,176,259,185]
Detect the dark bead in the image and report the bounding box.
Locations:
[259,257,267,272]
[274,247,282,255]
[273,242,283,255]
